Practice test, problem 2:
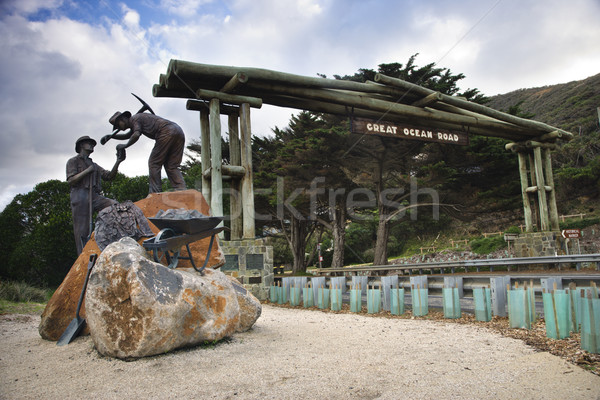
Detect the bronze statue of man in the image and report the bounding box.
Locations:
[66,136,124,254]
[103,111,187,193]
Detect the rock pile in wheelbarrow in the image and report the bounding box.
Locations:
[85,237,261,359]
[39,190,228,341]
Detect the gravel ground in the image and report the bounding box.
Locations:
[1,305,599,400]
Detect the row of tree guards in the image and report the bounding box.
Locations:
[152,60,575,238]
[270,277,600,354]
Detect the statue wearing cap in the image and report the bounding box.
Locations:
[103,111,187,194]
[66,136,125,254]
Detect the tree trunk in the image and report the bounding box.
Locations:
[290,217,307,274]
[330,206,346,268]
[372,213,390,266]
[372,146,390,266]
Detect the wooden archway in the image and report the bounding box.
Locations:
[153,60,573,238]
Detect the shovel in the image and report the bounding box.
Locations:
[57,253,97,346]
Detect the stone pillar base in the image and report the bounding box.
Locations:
[220,238,273,300]
[513,231,564,257]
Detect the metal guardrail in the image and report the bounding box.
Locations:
[316,254,600,276]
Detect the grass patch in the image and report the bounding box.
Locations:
[0,299,46,315]
[0,281,52,303]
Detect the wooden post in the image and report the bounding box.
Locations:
[209,99,224,234]
[528,152,540,230]
[200,107,211,206]
[533,147,550,231]
[240,103,255,239]
[517,152,533,232]
[543,148,560,231]
[229,113,243,240]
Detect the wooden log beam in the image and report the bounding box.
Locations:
[412,92,442,108]
[202,165,245,179]
[257,92,525,141]
[526,185,552,193]
[248,81,531,139]
[221,72,248,93]
[374,73,574,140]
[196,88,262,108]
[506,141,559,152]
[167,59,410,97]
[536,130,562,142]
[152,84,191,99]
[186,99,240,115]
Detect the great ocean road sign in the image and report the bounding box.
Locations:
[352,118,469,146]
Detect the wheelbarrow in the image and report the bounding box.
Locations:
[143,216,224,274]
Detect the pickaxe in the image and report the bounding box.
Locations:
[101,93,155,145]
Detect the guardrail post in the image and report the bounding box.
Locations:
[444,276,464,298]
[311,277,326,301]
[490,276,511,317]
[282,277,293,301]
[352,276,368,295]
[330,277,347,294]
[381,275,399,311]
[540,277,562,292]
[410,276,428,290]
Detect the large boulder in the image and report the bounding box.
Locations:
[40,189,225,341]
[86,237,260,359]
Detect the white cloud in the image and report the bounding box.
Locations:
[1,0,599,211]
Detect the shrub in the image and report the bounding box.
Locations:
[504,226,521,234]
[469,235,507,254]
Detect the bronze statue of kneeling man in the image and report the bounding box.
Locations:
[66,136,125,254]
[104,111,187,194]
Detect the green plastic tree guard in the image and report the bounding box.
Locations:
[367,284,381,314]
[473,287,492,322]
[443,287,461,319]
[580,290,600,354]
[508,288,531,329]
[542,290,572,339]
[317,286,330,309]
[270,285,278,303]
[350,284,362,313]
[290,286,301,306]
[303,283,314,308]
[411,285,428,317]
[331,285,342,312]
[390,288,405,316]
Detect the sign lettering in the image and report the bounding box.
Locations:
[561,229,581,239]
[353,118,469,146]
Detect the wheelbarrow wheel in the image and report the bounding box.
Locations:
[153,228,180,269]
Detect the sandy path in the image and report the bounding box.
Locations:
[1,305,599,400]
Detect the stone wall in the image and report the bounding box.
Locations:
[513,231,563,257]
[220,238,273,300]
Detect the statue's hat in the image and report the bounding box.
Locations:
[75,136,97,153]
[109,111,132,130]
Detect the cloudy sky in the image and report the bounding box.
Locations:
[1,0,599,210]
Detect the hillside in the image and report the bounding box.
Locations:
[438,73,600,242]
[486,73,600,135]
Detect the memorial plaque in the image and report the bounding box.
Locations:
[246,254,264,270]
[222,254,239,271]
